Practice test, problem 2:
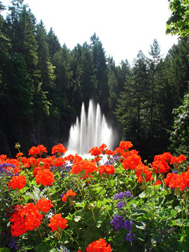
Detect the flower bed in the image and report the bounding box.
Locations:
[0,141,189,251]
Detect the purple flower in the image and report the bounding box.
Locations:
[124,220,133,231]
[110,215,126,230]
[113,190,133,200]
[0,163,15,169]
[114,192,126,200]
[8,239,18,249]
[0,163,15,176]
[126,232,135,242]
[104,154,120,165]
[116,201,125,208]
[173,170,179,174]
[125,190,133,198]
[110,215,134,232]
[65,165,72,172]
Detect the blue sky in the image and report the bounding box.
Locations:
[2,0,178,65]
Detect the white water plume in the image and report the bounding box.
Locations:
[67,100,115,155]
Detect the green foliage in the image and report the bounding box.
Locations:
[90,33,109,111]
[166,0,189,37]
[115,50,151,155]
[169,92,189,157]
[47,28,61,61]
[114,38,189,159]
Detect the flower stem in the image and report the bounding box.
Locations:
[63,229,79,246]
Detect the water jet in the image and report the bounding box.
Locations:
[67,100,115,155]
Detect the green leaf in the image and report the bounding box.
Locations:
[170,209,177,218]
[74,215,82,222]
[171,218,183,227]
[115,165,125,174]
[75,201,86,208]
[34,240,54,252]
[134,221,146,230]
[0,248,11,252]
[96,198,112,208]
[109,179,115,187]
[138,191,146,198]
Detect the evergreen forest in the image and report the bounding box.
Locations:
[0,0,189,161]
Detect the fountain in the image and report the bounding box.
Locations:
[67,100,115,155]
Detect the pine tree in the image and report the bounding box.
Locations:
[36,21,55,94]
[47,27,61,61]
[90,33,109,111]
[52,43,73,120]
[148,39,162,137]
[107,57,119,112]
[70,42,97,109]
[115,51,149,151]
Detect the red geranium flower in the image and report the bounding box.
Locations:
[48,213,67,232]
[122,153,142,170]
[99,165,115,175]
[86,238,111,252]
[119,141,133,151]
[89,144,107,156]
[170,154,187,165]
[35,169,55,186]
[71,159,97,176]
[8,175,26,190]
[28,145,47,157]
[10,203,43,236]
[52,143,67,155]
[54,157,65,167]
[135,164,153,183]
[62,189,77,202]
[36,198,53,213]
[153,180,162,186]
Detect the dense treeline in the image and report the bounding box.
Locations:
[0,0,189,160]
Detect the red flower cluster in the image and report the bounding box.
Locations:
[8,175,26,190]
[170,154,187,165]
[135,164,153,183]
[99,165,115,176]
[113,141,133,156]
[10,203,43,236]
[89,144,107,156]
[152,153,186,174]
[36,198,53,213]
[113,145,155,183]
[28,145,47,157]
[35,169,55,186]
[71,159,97,177]
[62,189,77,202]
[152,152,172,173]
[48,213,67,232]
[122,152,142,170]
[0,154,7,162]
[86,238,111,252]
[16,152,24,158]
[54,157,65,167]
[153,180,162,186]
[119,141,133,151]
[164,168,189,191]
[52,143,67,155]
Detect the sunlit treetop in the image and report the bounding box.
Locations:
[166,0,189,37]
